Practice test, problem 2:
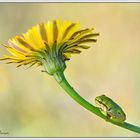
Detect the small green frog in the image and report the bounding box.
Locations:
[95,94,126,123]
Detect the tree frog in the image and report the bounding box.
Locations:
[95,94,126,123]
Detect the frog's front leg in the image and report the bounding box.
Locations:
[96,107,105,115]
[102,107,112,122]
[97,106,110,122]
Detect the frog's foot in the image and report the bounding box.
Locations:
[97,107,104,113]
[97,107,102,111]
[105,115,110,122]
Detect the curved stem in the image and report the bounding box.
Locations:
[53,71,140,134]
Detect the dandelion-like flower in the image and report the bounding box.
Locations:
[0,20,99,75]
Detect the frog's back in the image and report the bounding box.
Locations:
[101,95,121,109]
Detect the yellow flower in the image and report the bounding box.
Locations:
[0,20,99,75]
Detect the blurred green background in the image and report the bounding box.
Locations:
[0,3,140,137]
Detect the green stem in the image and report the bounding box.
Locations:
[53,71,140,134]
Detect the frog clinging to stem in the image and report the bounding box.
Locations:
[95,94,126,123]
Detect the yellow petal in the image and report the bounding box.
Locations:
[45,21,53,46]
[7,47,26,59]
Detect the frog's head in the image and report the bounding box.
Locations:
[95,94,106,102]
[95,94,106,105]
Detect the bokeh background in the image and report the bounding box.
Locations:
[0,3,140,137]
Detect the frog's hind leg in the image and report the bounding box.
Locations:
[105,108,112,122]
[105,113,111,122]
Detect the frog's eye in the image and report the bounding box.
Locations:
[98,98,104,103]
[95,97,102,102]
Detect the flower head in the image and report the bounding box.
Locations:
[0,20,99,75]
